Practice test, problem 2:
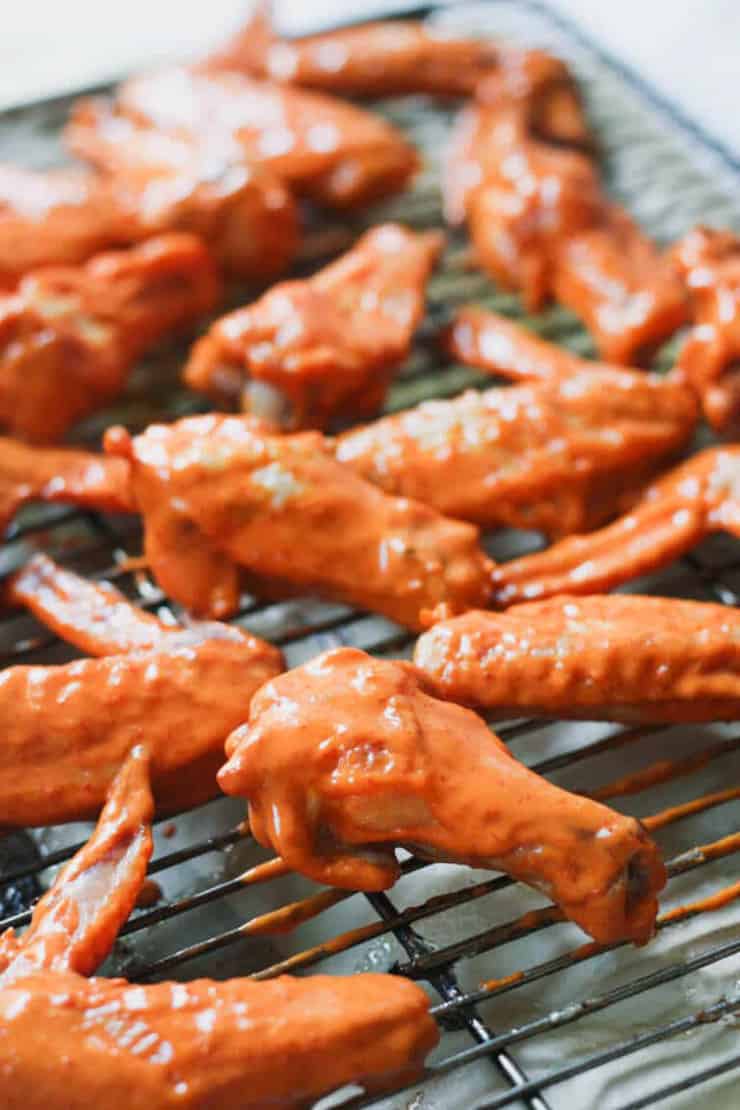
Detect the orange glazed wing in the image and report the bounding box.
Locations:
[219,647,666,945]
[69,67,418,211]
[105,414,493,627]
[206,2,498,97]
[185,224,442,429]
[0,747,437,1109]
[337,312,697,536]
[415,596,740,722]
[492,446,740,604]
[0,234,219,443]
[672,226,740,435]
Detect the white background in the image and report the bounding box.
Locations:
[0,1,736,154]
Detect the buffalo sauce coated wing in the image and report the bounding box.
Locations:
[672,226,740,435]
[206,3,498,97]
[69,67,418,211]
[0,234,219,443]
[337,312,697,536]
[105,414,493,627]
[492,446,740,604]
[185,224,443,429]
[219,647,666,945]
[0,747,438,1108]
[415,596,740,722]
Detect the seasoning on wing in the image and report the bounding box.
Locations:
[185,224,442,429]
[492,446,740,604]
[0,747,438,1109]
[0,233,219,443]
[0,161,298,286]
[219,647,666,944]
[68,66,418,211]
[0,556,283,826]
[337,310,697,535]
[415,595,740,722]
[104,413,493,627]
[206,2,498,97]
[672,226,740,435]
[445,50,686,364]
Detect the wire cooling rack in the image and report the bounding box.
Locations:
[1,3,739,1107]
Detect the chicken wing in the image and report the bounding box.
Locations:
[0,749,438,1109]
[0,558,283,826]
[68,67,418,211]
[492,446,740,604]
[337,311,697,535]
[445,51,685,363]
[104,413,493,626]
[415,595,740,722]
[672,226,740,435]
[0,161,298,286]
[205,2,498,97]
[185,224,442,429]
[0,233,219,443]
[219,647,666,944]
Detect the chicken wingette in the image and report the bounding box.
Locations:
[185,223,442,428]
[337,310,697,535]
[0,234,219,443]
[0,555,282,825]
[415,595,740,722]
[492,446,740,604]
[0,750,438,1109]
[219,647,666,945]
[67,66,418,211]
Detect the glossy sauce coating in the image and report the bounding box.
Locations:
[185,223,442,429]
[106,414,493,627]
[338,312,697,535]
[71,66,418,211]
[415,595,740,722]
[672,226,740,434]
[206,5,499,97]
[492,446,740,603]
[0,233,219,443]
[219,647,666,944]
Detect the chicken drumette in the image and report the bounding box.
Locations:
[0,160,298,287]
[415,595,740,722]
[0,750,438,1109]
[445,51,686,364]
[0,554,282,826]
[492,446,740,604]
[205,3,499,97]
[337,310,697,535]
[0,233,218,443]
[67,66,418,212]
[672,226,740,435]
[185,224,442,429]
[220,647,666,945]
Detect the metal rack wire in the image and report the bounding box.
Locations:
[1,2,739,1108]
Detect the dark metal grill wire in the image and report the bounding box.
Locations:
[1,2,740,1108]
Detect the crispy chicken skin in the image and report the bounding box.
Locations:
[105,414,493,627]
[219,647,666,944]
[205,2,499,97]
[0,749,438,1109]
[0,161,298,286]
[492,446,740,604]
[185,224,443,429]
[69,66,418,211]
[672,226,740,435]
[415,596,740,722]
[445,51,685,363]
[337,311,697,535]
[0,557,283,826]
[0,234,219,443]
